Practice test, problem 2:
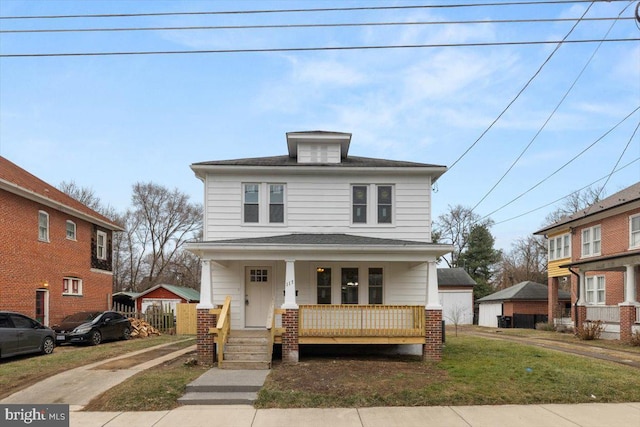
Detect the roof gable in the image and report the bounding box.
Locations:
[134,284,200,302]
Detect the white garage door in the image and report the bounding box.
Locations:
[478,302,503,327]
[439,290,474,325]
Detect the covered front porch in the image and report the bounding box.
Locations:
[187,233,452,365]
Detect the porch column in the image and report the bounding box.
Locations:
[196,259,215,365]
[576,271,586,306]
[548,277,559,323]
[282,259,299,363]
[620,264,638,343]
[424,261,442,362]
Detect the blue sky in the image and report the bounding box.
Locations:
[1,0,639,251]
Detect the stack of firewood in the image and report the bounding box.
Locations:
[128,318,162,338]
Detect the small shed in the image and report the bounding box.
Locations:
[477,281,570,328]
[438,268,476,325]
[112,291,140,310]
[134,284,200,314]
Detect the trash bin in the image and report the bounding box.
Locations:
[503,316,512,328]
[497,315,504,328]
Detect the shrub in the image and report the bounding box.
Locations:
[535,322,556,332]
[630,330,640,347]
[575,320,604,340]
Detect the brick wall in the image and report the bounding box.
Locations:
[0,190,113,326]
[503,301,551,316]
[423,309,442,362]
[196,309,217,365]
[282,309,299,364]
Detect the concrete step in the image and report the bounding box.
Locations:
[224,351,270,361]
[178,391,258,405]
[219,360,271,370]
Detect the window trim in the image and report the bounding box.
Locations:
[243,183,260,224]
[63,277,83,296]
[66,220,77,241]
[351,185,368,224]
[268,183,285,224]
[242,183,287,225]
[585,275,605,305]
[351,184,395,226]
[38,210,49,242]
[96,230,108,260]
[630,213,640,249]
[548,233,571,261]
[581,225,601,258]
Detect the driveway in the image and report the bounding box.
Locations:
[0,341,195,409]
[458,327,640,369]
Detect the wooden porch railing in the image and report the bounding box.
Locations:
[586,305,620,323]
[266,300,285,349]
[299,304,425,337]
[209,296,231,365]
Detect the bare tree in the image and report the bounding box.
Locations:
[543,185,605,226]
[497,235,547,290]
[444,303,471,337]
[433,205,493,268]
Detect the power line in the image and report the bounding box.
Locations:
[469,0,634,212]
[0,1,605,20]
[2,17,633,34]
[478,105,640,222]
[1,37,636,58]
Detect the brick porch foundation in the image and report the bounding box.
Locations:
[423,309,442,362]
[282,309,299,364]
[197,309,217,366]
[620,304,637,343]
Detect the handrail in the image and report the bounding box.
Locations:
[213,296,231,365]
[266,300,276,360]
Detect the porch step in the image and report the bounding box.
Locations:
[220,329,272,370]
[178,369,269,405]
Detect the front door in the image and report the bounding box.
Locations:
[245,267,273,328]
[35,289,48,325]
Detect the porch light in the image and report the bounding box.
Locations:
[347,282,358,287]
[317,267,325,273]
[42,281,49,288]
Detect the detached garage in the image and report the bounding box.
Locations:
[477,281,570,328]
[438,268,476,325]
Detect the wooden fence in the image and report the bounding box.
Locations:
[112,303,176,333]
[176,303,198,335]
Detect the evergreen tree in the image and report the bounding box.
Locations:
[458,224,502,300]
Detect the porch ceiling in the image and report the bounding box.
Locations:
[186,233,452,262]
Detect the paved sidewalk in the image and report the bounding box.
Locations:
[70,402,640,427]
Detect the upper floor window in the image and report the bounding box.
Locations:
[96,230,107,260]
[549,233,571,261]
[352,186,367,224]
[630,214,640,249]
[66,221,76,240]
[38,211,49,242]
[377,186,392,224]
[585,275,605,305]
[243,183,259,223]
[269,184,285,223]
[63,277,82,296]
[581,225,601,258]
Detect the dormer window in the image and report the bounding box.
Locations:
[286,131,351,164]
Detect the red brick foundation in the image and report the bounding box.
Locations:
[423,309,442,362]
[197,309,217,366]
[282,309,299,364]
[619,305,637,343]
[576,305,587,327]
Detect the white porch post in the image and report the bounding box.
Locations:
[623,264,638,304]
[425,261,441,309]
[282,259,298,309]
[576,271,586,306]
[196,259,213,309]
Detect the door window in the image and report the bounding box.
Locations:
[341,268,359,304]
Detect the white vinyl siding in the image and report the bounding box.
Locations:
[440,290,474,325]
[204,173,432,242]
[478,302,503,327]
[297,143,341,164]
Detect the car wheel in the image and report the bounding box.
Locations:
[90,330,102,346]
[122,327,131,341]
[42,336,55,355]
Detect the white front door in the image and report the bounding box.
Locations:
[245,267,273,328]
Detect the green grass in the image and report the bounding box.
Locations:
[255,336,640,408]
[0,335,194,400]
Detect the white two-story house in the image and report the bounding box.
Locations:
[188,131,452,365]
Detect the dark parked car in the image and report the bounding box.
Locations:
[54,311,131,345]
[0,311,55,359]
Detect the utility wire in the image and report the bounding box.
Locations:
[1,17,633,34]
[447,1,595,173]
[1,37,637,58]
[478,105,640,221]
[469,0,634,212]
[492,157,640,225]
[0,1,606,20]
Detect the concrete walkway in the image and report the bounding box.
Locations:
[70,402,640,427]
[1,341,196,408]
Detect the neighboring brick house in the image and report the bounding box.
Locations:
[534,182,640,341]
[0,156,122,326]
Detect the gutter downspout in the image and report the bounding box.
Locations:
[568,267,580,324]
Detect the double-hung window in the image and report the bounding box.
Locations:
[352,184,394,225]
[352,186,367,224]
[549,234,571,261]
[38,211,49,242]
[630,214,640,249]
[581,225,601,257]
[66,221,76,240]
[96,230,107,260]
[63,277,82,296]
[243,183,286,224]
[377,186,392,224]
[269,184,285,223]
[585,275,605,304]
[243,184,260,223]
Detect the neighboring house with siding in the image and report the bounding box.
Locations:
[133,284,200,313]
[534,182,640,341]
[187,131,452,365]
[438,268,475,325]
[0,156,122,326]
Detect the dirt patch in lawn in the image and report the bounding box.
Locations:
[92,344,191,370]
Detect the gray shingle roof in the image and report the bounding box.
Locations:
[477,281,571,302]
[193,155,445,169]
[535,181,640,234]
[202,233,435,246]
[437,268,477,287]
